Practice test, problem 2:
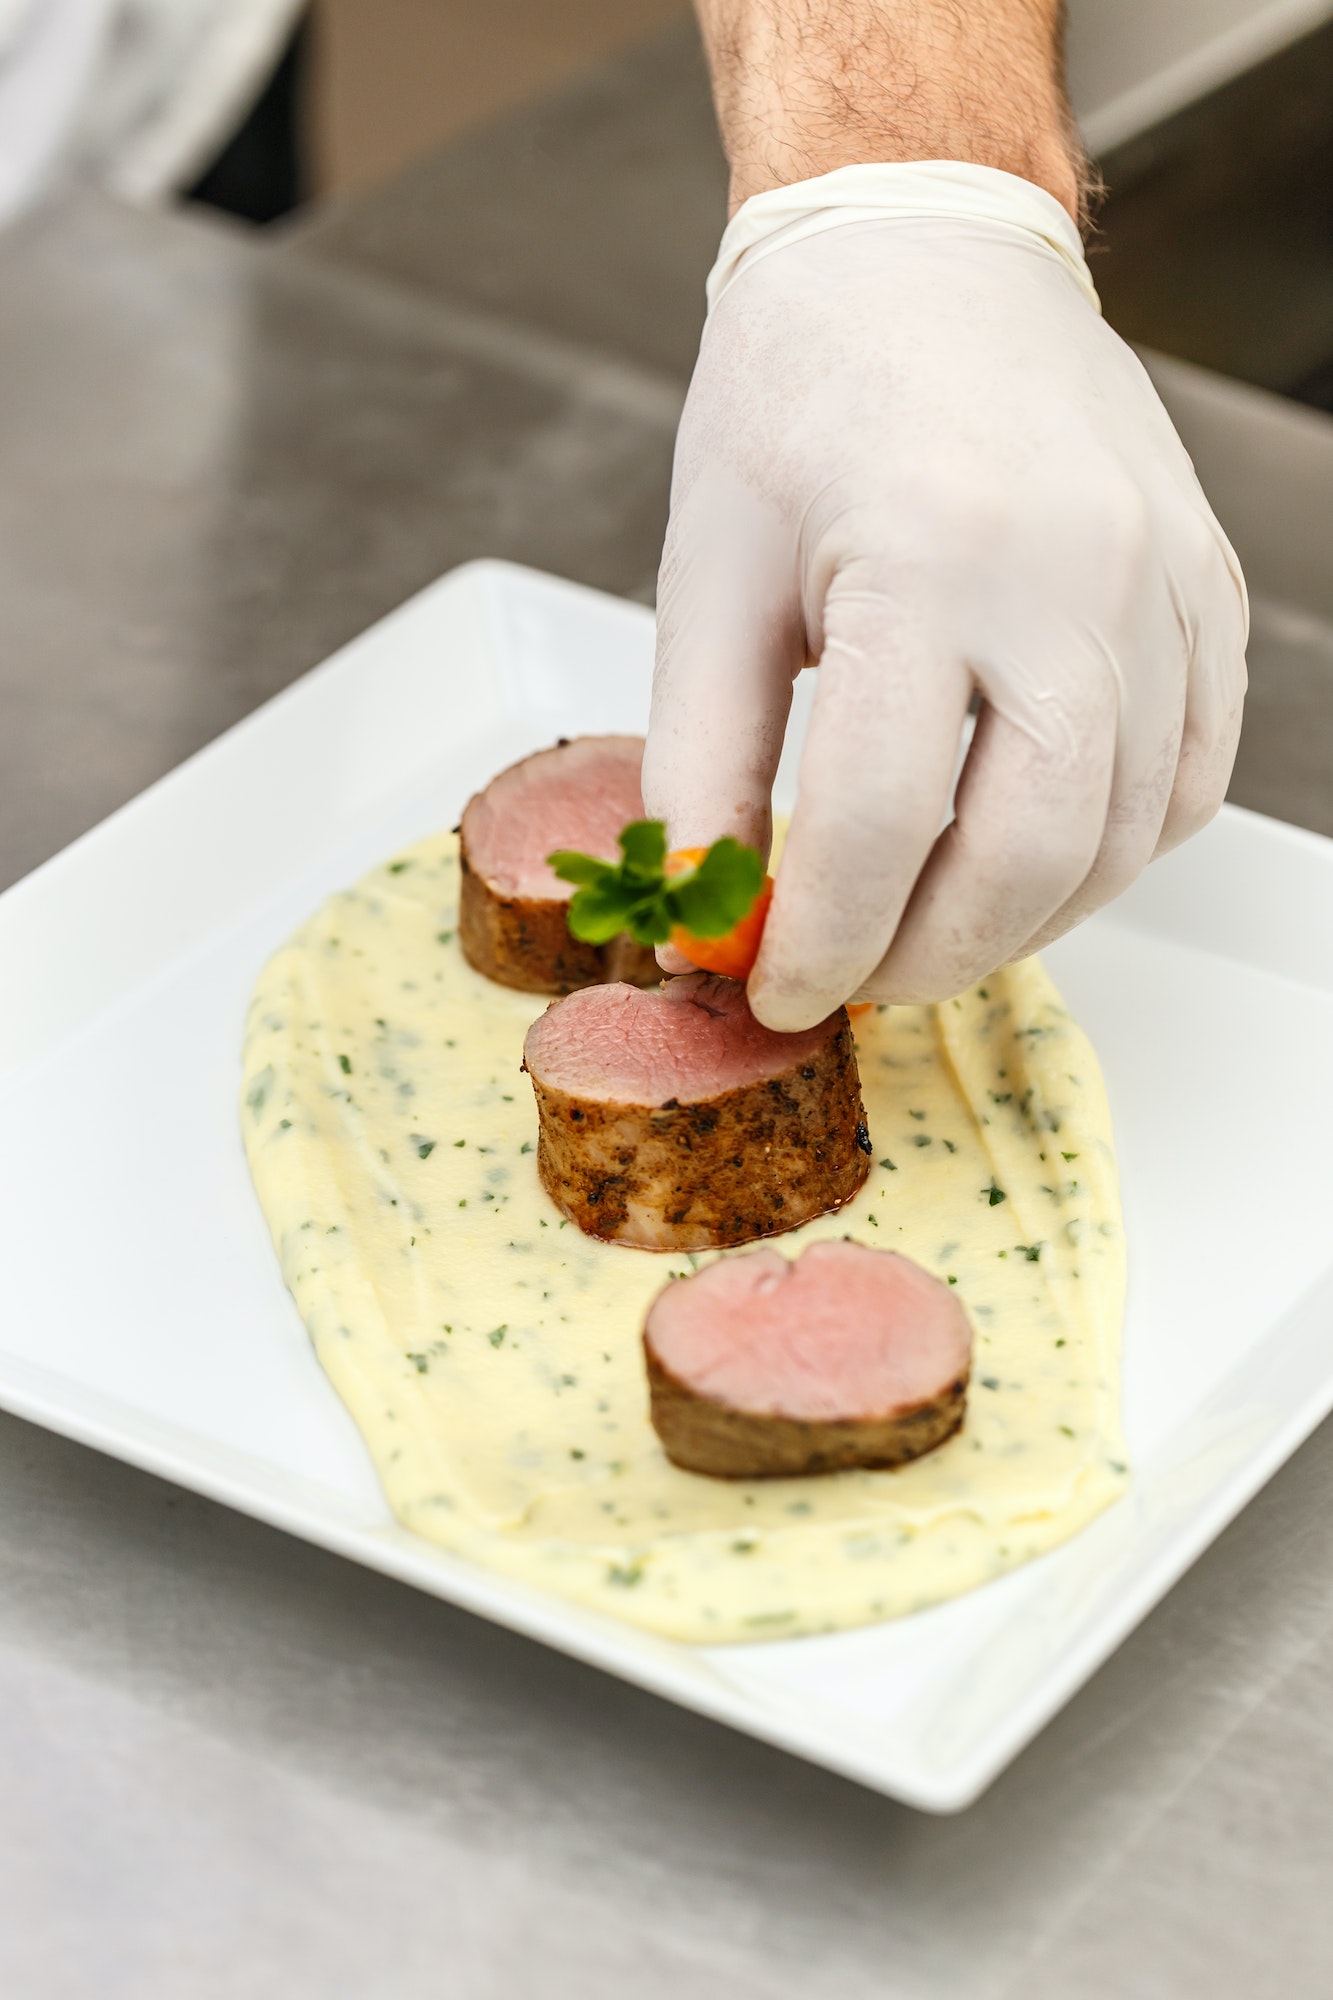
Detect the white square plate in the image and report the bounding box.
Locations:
[2,560,1331,1813]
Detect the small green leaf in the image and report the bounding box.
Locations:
[665,838,764,938]
[616,818,667,881]
[622,892,673,945]
[568,880,667,944]
[986,1181,1007,1206]
[547,850,614,889]
[548,818,764,949]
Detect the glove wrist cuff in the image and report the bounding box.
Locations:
[706,161,1099,316]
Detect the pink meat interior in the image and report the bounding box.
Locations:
[646,1242,973,1422]
[524,974,839,1104]
[461,735,646,899]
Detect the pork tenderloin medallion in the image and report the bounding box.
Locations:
[458,734,659,993]
[522,974,871,1251]
[644,1242,972,1478]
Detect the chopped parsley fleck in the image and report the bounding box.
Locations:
[387,860,413,874]
[436,930,454,945]
[337,1053,352,1075]
[909,1109,926,1121]
[1062,1150,1079,1162]
[879,1157,897,1172]
[520,1141,533,1154]
[406,1353,429,1374]
[570,1448,585,1461]
[488,1325,507,1347]
[1058,1425,1075,1438]
[414,1138,436,1159]
[942,1138,956,1153]
[607,1562,644,1588]
[986,1181,1007,1206]
[913,1134,932,1147]
[947,1275,958,1285]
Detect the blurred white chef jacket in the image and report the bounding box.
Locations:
[0,0,304,227]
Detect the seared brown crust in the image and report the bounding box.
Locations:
[458,834,658,994]
[644,1341,968,1478]
[528,1012,870,1250]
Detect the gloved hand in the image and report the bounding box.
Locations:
[643,164,1248,1031]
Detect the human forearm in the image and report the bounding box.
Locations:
[693,0,1086,220]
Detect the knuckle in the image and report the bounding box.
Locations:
[1174,509,1224,592]
[1159,757,1230,851]
[1066,461,1154,577]
[963,809,1101,907]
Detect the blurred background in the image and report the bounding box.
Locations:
[3,0,1330,886]
[118,0,1333,412]
[202,0,1333,410]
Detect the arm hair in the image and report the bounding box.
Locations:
[694,0,1093,224]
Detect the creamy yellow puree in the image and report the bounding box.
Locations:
[241,832,1127,1643]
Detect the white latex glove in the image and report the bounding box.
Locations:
[643,163,1248,1031]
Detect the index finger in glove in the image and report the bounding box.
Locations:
[643,470,804,863]
[746,565,972,1032]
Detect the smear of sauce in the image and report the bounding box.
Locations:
[241,833,1127,1643]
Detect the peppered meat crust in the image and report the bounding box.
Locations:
[526,1010,870,1251]
[458,834,658,994]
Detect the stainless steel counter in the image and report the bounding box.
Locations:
[2,126,1332,1999]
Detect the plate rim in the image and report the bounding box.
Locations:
[4,556,1332,1814]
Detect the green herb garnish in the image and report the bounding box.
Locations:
[547,819,764,946]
